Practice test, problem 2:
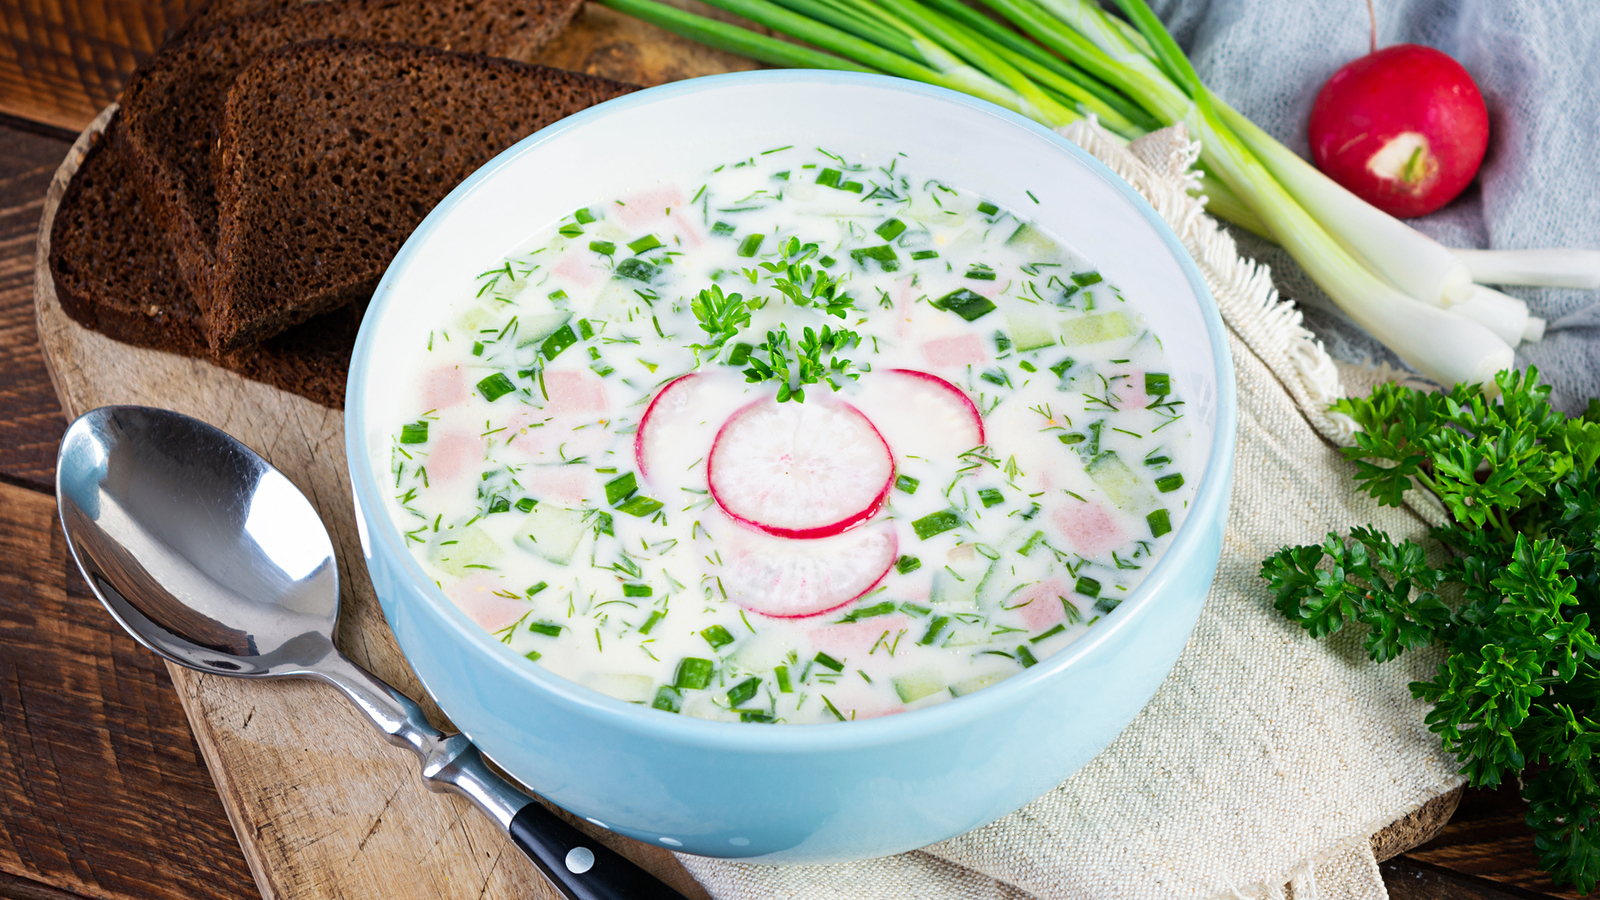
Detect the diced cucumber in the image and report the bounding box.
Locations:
[892,668,945,703]
[455,306,497,333]
[1086,452,1154,510]
[949,672,1007,697]
[1005,223,1061,257]
[512,504,589,565]
[1005,312,1057,351]
[431,526,500,577]
[586,673,654,703]
[515,311,573,348]
[589,282,643,321]
[931,555,992,605]
[1060,311,1134,346]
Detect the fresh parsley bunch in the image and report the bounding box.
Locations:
[758,237,856,319]
[1261,368,1600,892]
[687,284,751,363]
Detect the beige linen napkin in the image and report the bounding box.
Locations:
[672,121,1465,900]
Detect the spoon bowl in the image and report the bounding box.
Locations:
[57,406,341,676]
[56,405,688,900]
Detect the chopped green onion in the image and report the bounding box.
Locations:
[931,288,995,321]
[574,207,597,224]
[674,657,714,690]
[1049,358,1075,378]
[842,601,898,621]
[775,665,793,692]
[727,677,761,706]
[616,495,665,517]
[628,234,663,253]
[526,581,548,597]
[615,258,660,282]
[1147,508,1172,537]
[911,508,963,539]
[978,487,1005,507]
[605,472,639,505]
[813,651,844,672]
[1070,270,1102,286]
[1093,595,1122,614]
[918,616,949,646]
[875,218,907,240]
[711,221,736,235]
[623,583,654,597]
[589,240,616,255]
[514,497,537,513]
[895,474,920,494]
[399,422,429,444]
[652,686,683,712]
[541,324,578,360]
[1155,473,1185,493]
[524,650,542,662]
[911,249,939,260]
[1144,372,1170,395]
[528,621,563,637]
[1074,576,1101,598]
[850,244,900,272]
[1015,644,1038,667]
[977,200,999,215]
[638,610,665,634]
[476,372,516,402]
[702,625,735,649]
[737,234,765,257]
[895,555,922,574]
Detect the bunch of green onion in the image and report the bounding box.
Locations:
[596,0,1583,387]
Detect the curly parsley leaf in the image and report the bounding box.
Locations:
[1265,366,1600,892]
[688,284,751,363]
[742,324,864,403]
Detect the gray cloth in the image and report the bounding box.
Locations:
[1152,0,1600,411]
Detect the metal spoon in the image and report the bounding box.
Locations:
[55,405,688,900]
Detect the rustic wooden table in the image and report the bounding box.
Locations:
[0,3,1585,899]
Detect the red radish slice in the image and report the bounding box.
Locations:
[708,397,894,539]
[635,372,750,491]
[848,368,986,463]
[706,513,898,618]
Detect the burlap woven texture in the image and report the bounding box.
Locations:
[674,123,1465,900]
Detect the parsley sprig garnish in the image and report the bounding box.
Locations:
[1261,367,1600,892]
[688,284,751,363]
[759,237,856,318]
[742,324,864,403]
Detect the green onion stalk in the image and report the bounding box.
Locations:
[598,0,1515,386]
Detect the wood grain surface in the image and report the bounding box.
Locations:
[0,2,1591,900]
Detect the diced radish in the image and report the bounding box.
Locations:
[708,397,894,539]
[635,372,751,491]
[543,369,610,416]
[1053,501,1127,557]
[920,333,988,368]
[707,514,898,618]
[849,369,985,462]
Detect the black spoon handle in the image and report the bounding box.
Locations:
[509,800,690,900]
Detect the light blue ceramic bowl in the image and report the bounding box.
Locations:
[347,70,1235,864]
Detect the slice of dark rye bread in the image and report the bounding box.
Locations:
[119,0,584,350]
[50,117,359,408]
[212,41,636,348]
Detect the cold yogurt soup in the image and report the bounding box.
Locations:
[379,147,1197,724]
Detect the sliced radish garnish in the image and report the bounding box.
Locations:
[708,397,894,539]
[635,372,750,491]
[849,368,986,462]
[705,513,898,618]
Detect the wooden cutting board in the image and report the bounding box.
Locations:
[30,8,1458,898]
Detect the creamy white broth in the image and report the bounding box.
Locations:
[381,147,1196,724]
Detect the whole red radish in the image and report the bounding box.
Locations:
[1308,43,1489,218]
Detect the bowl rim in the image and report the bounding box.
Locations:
[346,68,1237,751]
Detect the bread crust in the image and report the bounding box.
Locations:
[118,0,586,351]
